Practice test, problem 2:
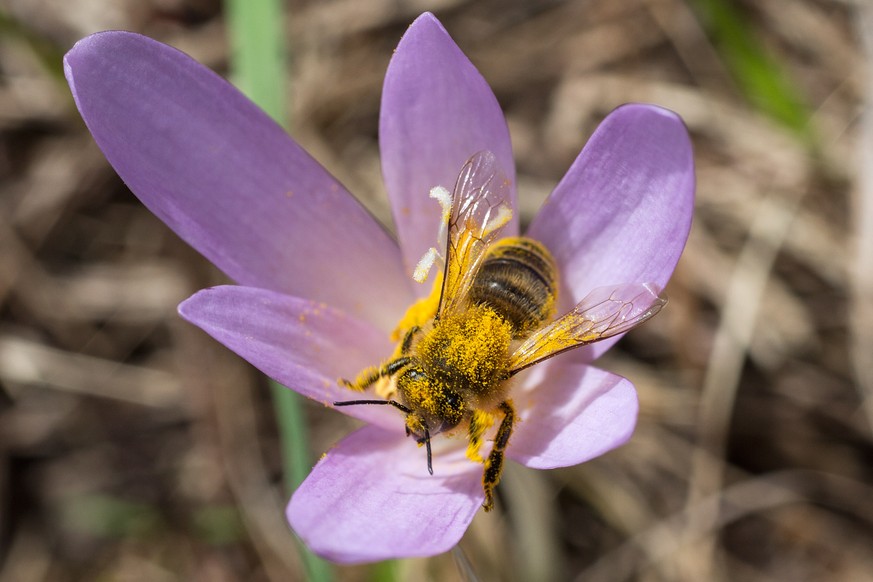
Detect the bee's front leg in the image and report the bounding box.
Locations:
[482,400,515,512]
[339,356,411,392]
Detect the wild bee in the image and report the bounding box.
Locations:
[336,151,665,511]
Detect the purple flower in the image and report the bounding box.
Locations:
[64,12,694,564]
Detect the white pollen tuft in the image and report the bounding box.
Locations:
[413,247,439,283]
[429,186,452,223]
[483,204,513,236]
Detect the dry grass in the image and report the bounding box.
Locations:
[0,0,869,580]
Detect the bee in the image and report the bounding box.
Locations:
[336,150,666,511]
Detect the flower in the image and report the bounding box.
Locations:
[64,12,694,564]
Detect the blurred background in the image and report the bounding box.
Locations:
[0,0,869,580]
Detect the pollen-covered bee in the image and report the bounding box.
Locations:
[336,150,666,511]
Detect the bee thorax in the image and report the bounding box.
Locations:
[415,305,513,392]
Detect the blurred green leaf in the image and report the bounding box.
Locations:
[0,9,65,81]
[369,558,401,582]
[690,0,814,144]
[190,505,245,545]
[62,494,162,539]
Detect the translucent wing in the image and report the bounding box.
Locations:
[508,283,667,375]
[437,151,513,318]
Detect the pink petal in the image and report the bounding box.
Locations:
[64,31,410,330]
[288,425,482,563]
[380,13,518,284]
[508,362,638,469]
[527,103,694,359]
[178,286,400,429]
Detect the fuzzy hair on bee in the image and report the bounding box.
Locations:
[336,150,666,512]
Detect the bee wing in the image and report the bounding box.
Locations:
[437,151,513,317]
[508,283,667,375]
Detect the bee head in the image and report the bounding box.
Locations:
[397,364,466,436]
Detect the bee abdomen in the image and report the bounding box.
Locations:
[469,237,558,338]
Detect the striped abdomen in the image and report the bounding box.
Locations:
[469,237,558,338]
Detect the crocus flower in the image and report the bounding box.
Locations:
[64,12,694,563]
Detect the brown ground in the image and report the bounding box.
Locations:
[0,0,870,580]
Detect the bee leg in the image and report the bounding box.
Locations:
[400,325,420,354]
[338,356,411,391]
[466,409,495,463]
[482,400,515,512]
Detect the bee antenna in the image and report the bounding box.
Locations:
[335,399,433,475]
[333,399,411,414]
[424,427,433,475]
[416,427,433,476]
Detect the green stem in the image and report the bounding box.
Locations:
[225,0,287,125]
[223,0,332,579]
[269,380,311,494]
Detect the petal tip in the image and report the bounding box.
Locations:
[604,103,695,190]
[176,295,195,319]
[64,31,152,101]
[610,102,688,134]
[409,11,445,31]
[176,286,224,320]
[401,11,452,47]
[64,31,133,64]
[63,34,100,87]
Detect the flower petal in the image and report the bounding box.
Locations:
[508,362,638,469]
[380,13,518,283]
[178,285,400,429]
[64,32,409,330]
[288,425,482,563]
[527,103,694,358]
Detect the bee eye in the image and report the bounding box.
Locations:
[405,368,426,382]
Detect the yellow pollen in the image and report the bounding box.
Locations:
[417,304,513,385]
[390,273,443,344]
